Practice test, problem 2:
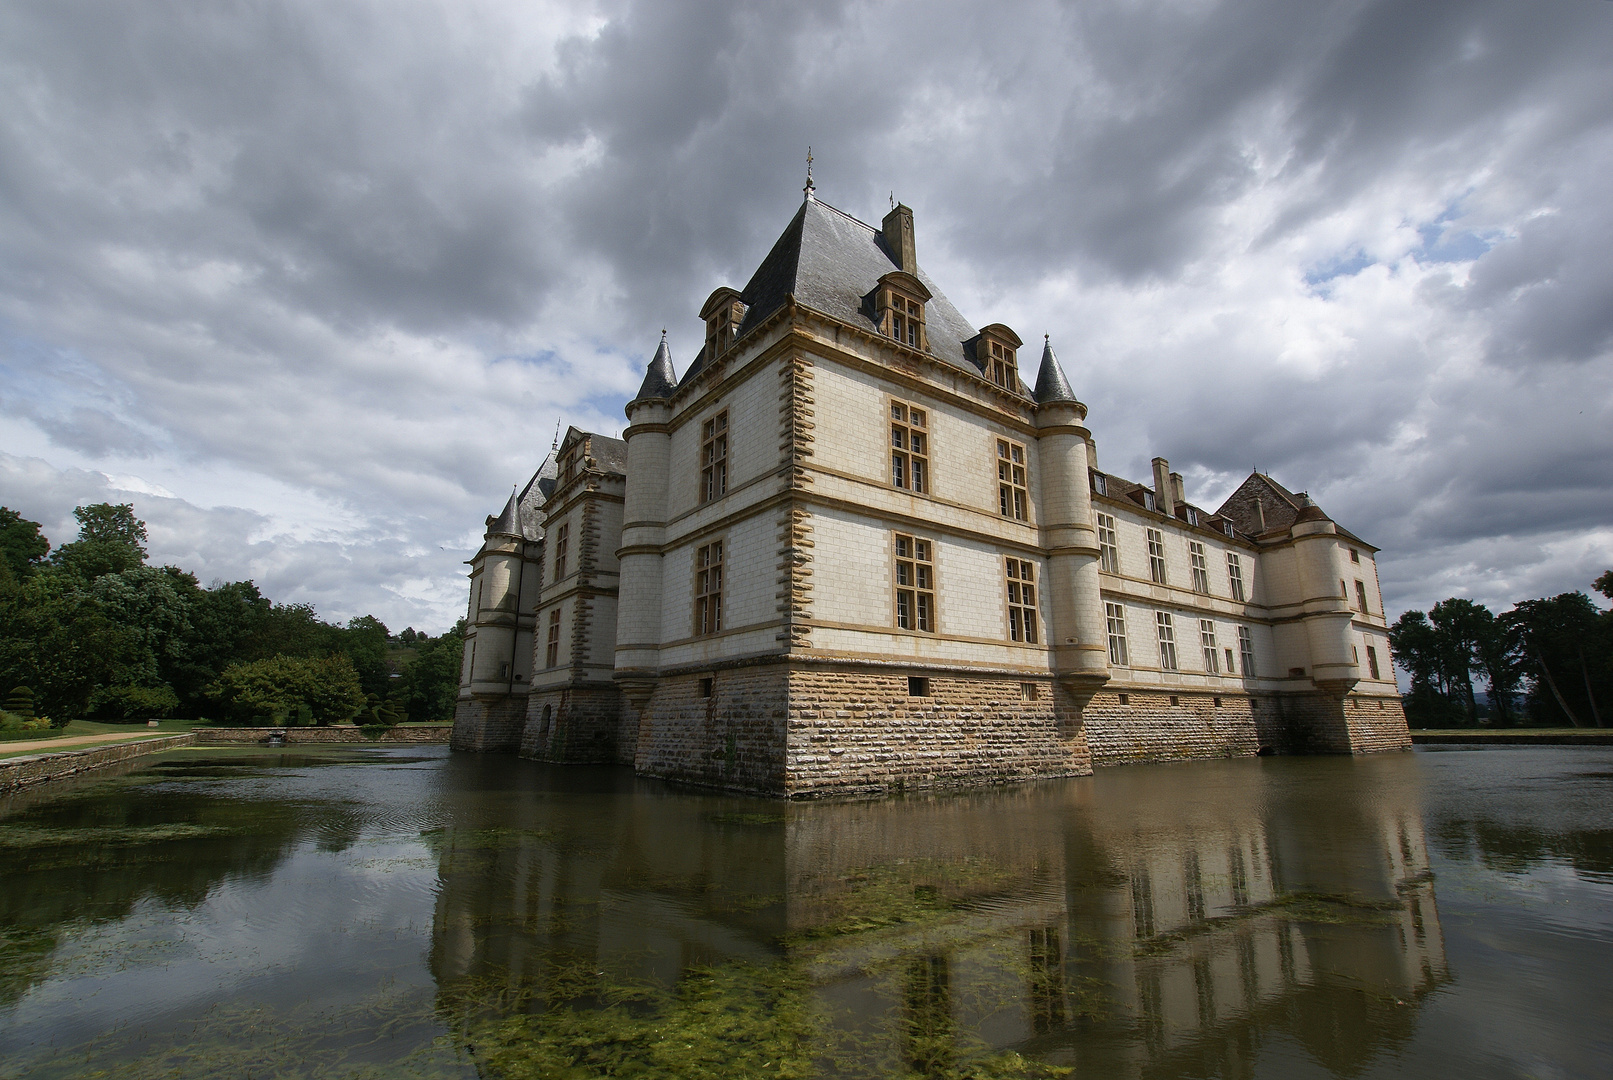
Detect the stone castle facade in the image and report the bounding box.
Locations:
[453,188,1409,796]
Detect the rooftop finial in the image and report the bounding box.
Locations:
[890,191,895,210]
[551,417,560,452]
[804,146,815,200]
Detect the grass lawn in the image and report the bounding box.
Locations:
[0,717,200,747]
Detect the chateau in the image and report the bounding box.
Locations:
[452,186,1409,796]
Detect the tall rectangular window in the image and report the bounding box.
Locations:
[694,540,724,635]
[1189,541,1210,593]
[1106,602,1129,666]
[700,410,728,503]
[1227,553,1245,602]
[890,402,929,494]
[1092,473,1108,496]
[1237,626,1256,678]
[545,608,561,668]
[553,523,569,582]
[1006,558,1038,644]
[1366,645,1381,680]
[1156,612,1178,671]
[1199,619,1219,673]
[894,533,935,633]
[1146,528,1167,584]
[988,340,1016,389]
[1097,514,1119,573]
[996,439,1029,521]
[1355,580,1369,613]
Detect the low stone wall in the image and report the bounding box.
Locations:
[194,725,452,745]
[0,733,196,795]
[634,666,792,793]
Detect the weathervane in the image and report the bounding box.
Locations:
[804,146,815,199]
[551,417,560,453]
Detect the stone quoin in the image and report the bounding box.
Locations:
[453,189,1409,796]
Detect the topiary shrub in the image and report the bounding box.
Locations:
[5,686,34,719]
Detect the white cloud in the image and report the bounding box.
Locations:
[1,0,1609,630]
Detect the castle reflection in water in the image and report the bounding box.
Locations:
[427,754,1447,1076]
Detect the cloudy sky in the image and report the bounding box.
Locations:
[1,0,1610,637]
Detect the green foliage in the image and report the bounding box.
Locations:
[0,709,51,735]
[0,500,447,725]
[72,503,147,556]
[87,683,180,721]
[398,621,465,723]
[1505,590,1611,727]
[0,508,49,580]
[5,685,35,718]
[209,655,365,726]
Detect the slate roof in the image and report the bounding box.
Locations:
[1090,469,1244,540]
[683,195,990,382]
[633,333,678,401]
[1214,473,1373,548]
[485,489,523,539]
[1034,337,1078,404]
[557,425,628,477]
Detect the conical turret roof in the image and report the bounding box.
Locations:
[485,489,523,539]
[1033,336,1078,404]
[633,332,678,401]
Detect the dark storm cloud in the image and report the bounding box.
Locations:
[0,0,1609,629]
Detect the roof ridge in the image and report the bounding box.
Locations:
[810,196,879,234]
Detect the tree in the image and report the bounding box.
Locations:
[0,508,50,580]
[399,621,465,723]
[0,570,145,723]
[1505,592,1609,728]
[209,655,365,725]
[342,615,392,698]
[49,503,149,581]
[73,503,147,555]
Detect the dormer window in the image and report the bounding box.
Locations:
[875,272,932,352]
[1186,507,1199,526]
[699,287,746,363]
[989,342,1015,389]
[1092,473,1107,496]
[976,324,1024,392]
[1142,490,1157,512]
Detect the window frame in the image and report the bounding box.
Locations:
[1355,579,1369,614]
[894,533,936,634]
[1097,514,1120,574]
[1156,611,1178,671]
[1199,619,1219,673]
[1366,644,1381,680]
[987,339,1017,390]
[1189,541,1210,593]
[1146,528,1167,585]
[1106,601,1129,667]
[1227,552,1245,602]
[1237,626,1256,678]
[544,607,562,668]
[1005,557,1039,644]
[552,522,570,583]
[889,399,930,495]
[693,539,724,636]
[996,438,1029,521]
[699,410,729,505]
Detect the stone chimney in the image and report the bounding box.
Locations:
[1152,457,1175,517]
[882,203,917,274]
[1170,471,1185,508]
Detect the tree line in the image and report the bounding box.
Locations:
[0,504,464,727]
[1389,572,1612,728]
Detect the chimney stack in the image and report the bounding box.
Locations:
[1170,471,1185,509]
[1152,457,1175,517]
[882,203,917,275]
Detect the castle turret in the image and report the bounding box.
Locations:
[453,476,548,752]
[614,334,677,714]
[1289,495,1359,695]
[1034,337,1110,707]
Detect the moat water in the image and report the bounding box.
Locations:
[0,746,1608,1079]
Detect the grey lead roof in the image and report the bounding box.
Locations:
[633,333,678,401]
[1033,338,1078,404]
[485,489,523,539]
[683,195,988,382]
